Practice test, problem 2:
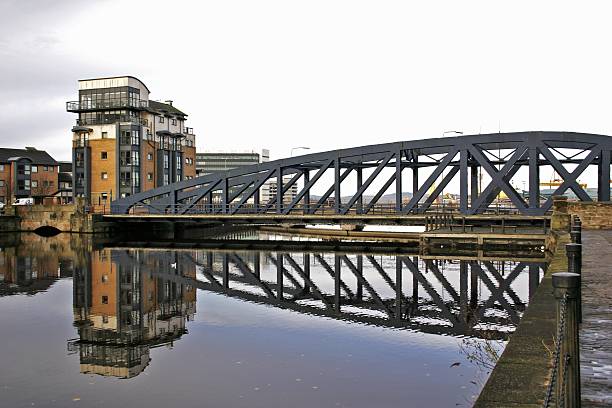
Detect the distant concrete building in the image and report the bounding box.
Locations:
[261,175,299,205]
[195,149,269,176]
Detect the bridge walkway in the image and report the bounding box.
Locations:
[580,231,612,407]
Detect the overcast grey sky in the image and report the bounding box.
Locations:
[1,0,612,163]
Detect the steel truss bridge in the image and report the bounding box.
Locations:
[118,247,546,340]
[111,131,612,216]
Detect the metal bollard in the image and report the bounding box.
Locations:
[552,272,581,408]
[566,243,582,322]
[570,230,581,244]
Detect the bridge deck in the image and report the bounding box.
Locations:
[102,213,549,226]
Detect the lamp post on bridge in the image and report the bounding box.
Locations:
[290,146,310,157]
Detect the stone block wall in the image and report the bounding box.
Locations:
[567,202,612,230]
[9,204,94,233]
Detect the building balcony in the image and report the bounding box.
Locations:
[66,99,148,112]
[75,116,149,127]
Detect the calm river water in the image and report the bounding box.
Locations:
[0,232,545,408]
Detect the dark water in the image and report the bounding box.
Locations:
[0,233,546,408]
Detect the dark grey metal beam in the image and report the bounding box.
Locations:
[111,131,612,216]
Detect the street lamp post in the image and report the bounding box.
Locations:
[290,147,310,208]
[291,146,310,157]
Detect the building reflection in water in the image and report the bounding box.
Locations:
[0,232,547,381]
[71,249,196,379]
[0,234,74,296]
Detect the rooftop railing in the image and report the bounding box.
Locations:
[66,99,149,112]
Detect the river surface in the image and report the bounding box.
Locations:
[0,232,546,408]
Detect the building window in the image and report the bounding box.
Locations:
[159,116,165,123]
[163,154,169,169]
[43,165,48,172]
[133,172,140,187]
[147,173,153,181]
[102,295,108,304]
[120,172,131,186]
[0,165,4,171]
[101,193,108,201]
[0,180,4,187]
[131,130,140,145]
[120,130,130,145]
[101,131,108,139]
[101,152,108,160]
[31,180,38,188]
[102,315,109,324]
[101,274,108,282]
[171,119,177,126]
[147,153,153,160]
[24,180,30,190]
[31,165,38,173]
[131,151,139,166]
[101,172,108,180]
[120,151,131,166]
[163,174,169,185]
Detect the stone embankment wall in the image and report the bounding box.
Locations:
[566,201,612,229]
[0,204,94,233]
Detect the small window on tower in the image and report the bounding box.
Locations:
[101,151,108,160]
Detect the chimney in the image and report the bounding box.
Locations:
[165,100,173,106]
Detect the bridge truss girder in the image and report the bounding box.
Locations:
[111,131,612,215]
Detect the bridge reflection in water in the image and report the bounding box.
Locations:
[67,245,545,378]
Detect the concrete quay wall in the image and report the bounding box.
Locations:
[474,231,569,407]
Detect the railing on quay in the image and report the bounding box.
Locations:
[544,215,583,408]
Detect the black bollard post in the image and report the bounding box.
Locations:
[573,215,582,230]
[570,230,581,244]
[552,272,581,408]
[566,243,582,323]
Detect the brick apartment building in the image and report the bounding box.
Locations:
[66,76,197,206]
[0,147,61,205]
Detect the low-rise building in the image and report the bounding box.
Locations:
[0,147,60,205]
[66,76,197,206]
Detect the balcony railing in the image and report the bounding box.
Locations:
[66,99,149,112]
[76,116,148,127]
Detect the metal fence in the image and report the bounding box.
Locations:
[544,215,582,408]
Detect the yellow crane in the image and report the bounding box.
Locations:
[540,179,587,188]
